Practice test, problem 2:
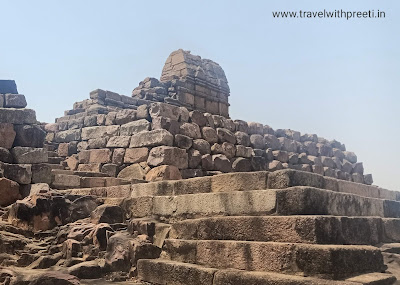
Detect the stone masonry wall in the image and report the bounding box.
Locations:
[0,82,49,206]
[46,89,372,185]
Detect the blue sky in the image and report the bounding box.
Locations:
[1,0,399,189]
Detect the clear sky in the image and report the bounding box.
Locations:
[1,0,399,190]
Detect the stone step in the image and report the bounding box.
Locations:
[128,169,400,202]
[163,239,385,278]
[51,173,130,189]
[170,215,400,245]
[67,185,132,198]
[137,259,395,285]
[124,187,400,221]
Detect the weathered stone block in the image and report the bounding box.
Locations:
[0,123,16,149]
[4,94,27,108]
[235,131,250,147]
[120,119,151,136]
[180,123,201,139]
[11,147,48,164]
[0,108,36,124]
[101,163,118,177]
[2,163,32,184]
[146,165,182,182]
[55,129,81,143]
[88,137,108,149]
[31,163,52,184]
[174,134,193,150]
[130,129,173,148]
[81,125,119,140]
[89,149,112,164]
[77,163,101,172]
[248,122,263,135]
[212,154,232,172]
[250,134,265,149]
[150,102,181,120]
[264,134,280,151]
[232,157,252,172]
[235,145,252,158]
[0,177,20,206]
[201,127,218,144]
[147,146,188,169]
[217,128,236,144]
[124,148,149,164]
[118,163,147,180]
[14,124,46,147]
[106,136,131,148]
[192,139,211,155]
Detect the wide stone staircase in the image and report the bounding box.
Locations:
[116,169,399,285]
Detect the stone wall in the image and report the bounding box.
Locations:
[46,90,372,185]
[0,83,49,206]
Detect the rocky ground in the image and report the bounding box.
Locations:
[0,184,160,285]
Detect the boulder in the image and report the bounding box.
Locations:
[0,123,16,149]
[11,147,48,164]
[0,177,20,206]
[147,146,188,169]
[91,205,124,224]
[189,110,207,127]
[264,134,280,150]
[145,165,182,182]
[248,122,263,135]
[130,129,173,148]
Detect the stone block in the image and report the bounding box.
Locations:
[2,163,32,184]
[248,122,263,135]
[124,147,149,164]
[118,163,147,180]
[279,137,297,152]
[55,129,81,143]
[212,154,231,172]
[14,124,46,147]
[115,109,136,125]
[106,136,131,148]
[146,165,182,182]
[87,137,108,149]
[235,131,250,146]
[201,127,218,144]
[192,139,211,155]
[120,119,151,136]
[344,151,357,163]
[148,146,188,169]
[130,129,174,148]
[4,94,27,108]
[77,163,102,172]
[0,123,16,149]
[101,163,118,177]
[232,157,252,172]
[250,134,265,149]
[0,108,36,124]
[0,147,12,163]
[217,128,236,144]
[112,148,125,165]
[189,110,207,127]
[31,163,52,184]
[150,102,181,120]
[272,150,289,163]
[0,177,20,206]
[180,123,201,139]
[81,125,119,140]
[235,145,252,158]
[0,80,18,94]
[268,160,283,171]
[89,149,112,164]
[352,162,364,174]
[11,147,48,164]
[174,134,193,150]
[264,134,280,151]
[364,174,373,185]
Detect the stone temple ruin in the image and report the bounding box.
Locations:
[0,50,399,284]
